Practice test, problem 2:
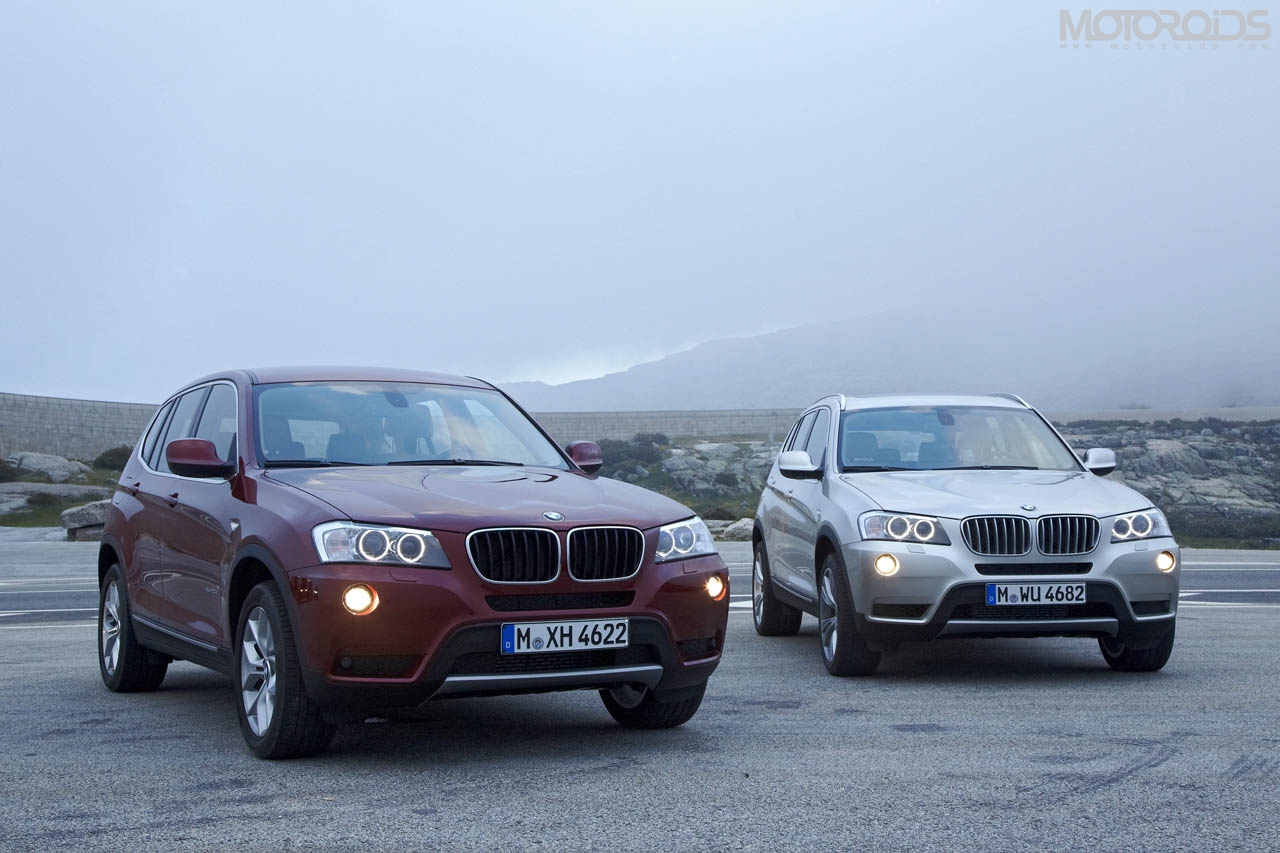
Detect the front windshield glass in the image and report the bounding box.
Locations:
[253,381,568,469]
[838,406,1081,472]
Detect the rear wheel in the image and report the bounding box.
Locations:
[1099,624,1175,672]
[235,581,337,759]
[600,682,706,729]
[98,565,167,692]
[752,542,802,636]
[818,553,880,677]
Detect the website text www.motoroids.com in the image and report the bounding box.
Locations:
[1061,9,1271,49]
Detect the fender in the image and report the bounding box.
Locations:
[227,542,301,640]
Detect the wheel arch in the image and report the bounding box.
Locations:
[813,525,844,587]
[98,535,123,586]
[227,544,296,641]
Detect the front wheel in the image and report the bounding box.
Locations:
[600,682,706,729]
[235,581,337,759]
[98,565,167,692]
[1099,624,1175,672]
[818,553,880,677]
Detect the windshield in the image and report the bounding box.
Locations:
[838,406,1081,473]
[253,381,568,469]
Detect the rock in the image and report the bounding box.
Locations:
[634,465,649,478]
[60,499,111,541]
[719,518,754,541]
[703,519,733,535]
[693,442,740,459]
[0,495,29,514]
[5,452,92,484]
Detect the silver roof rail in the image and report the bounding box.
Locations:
[807,393,847,411]
[990,392,1030,407]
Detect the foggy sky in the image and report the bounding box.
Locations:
[1,1,1275,404]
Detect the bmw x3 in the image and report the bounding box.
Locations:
[752,394,1179,676]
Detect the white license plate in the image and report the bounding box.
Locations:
[985,583,1086,605]
[500,619,629,655]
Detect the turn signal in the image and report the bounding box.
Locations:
[705,575,727,601]
[1156,551,1177,573]
[342,583,379,616]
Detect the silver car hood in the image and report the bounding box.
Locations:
[839,469,1153,519]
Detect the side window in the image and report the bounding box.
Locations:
[803,409,831,467]
[785,413,817,453]
[194,384,238,464]
[141,400,175,468]
[156,388,209,475]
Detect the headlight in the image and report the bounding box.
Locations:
[859,512,951,545]
[1109,508,1172,543]
[655,517,716,563]
[312,521,451,568]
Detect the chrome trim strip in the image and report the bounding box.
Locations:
[132,614,221,652]
[566,525,645,582]
[465,527,561,585]
[938,617,1119,637]
[432,664,664,697]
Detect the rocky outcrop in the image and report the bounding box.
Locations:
[5,452,92,483]
[60,500,111,541]
[719,518,755,541]
[662,442,779,496]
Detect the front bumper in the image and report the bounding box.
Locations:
[284,553,729,715]
[842,536,1179,650]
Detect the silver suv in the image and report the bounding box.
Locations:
[752,394,1179,676]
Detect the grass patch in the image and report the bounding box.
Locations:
[1,493,99,528]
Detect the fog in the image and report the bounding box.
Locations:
[0,2,1275,405]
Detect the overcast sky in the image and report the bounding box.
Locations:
[1,1,1275,403]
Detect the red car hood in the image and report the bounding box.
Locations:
[264,465,693,533]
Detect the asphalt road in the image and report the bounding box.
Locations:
[1,541,1278,851]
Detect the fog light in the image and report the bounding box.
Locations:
[874,554,900,576]
[342,583,379,615]
[1156,551,1177,573]
[705,575,726,601]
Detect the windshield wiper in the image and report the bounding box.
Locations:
[935,465,1040,471]
[386,459,525,467]
[841,465,915,472]
[262,459,371,468]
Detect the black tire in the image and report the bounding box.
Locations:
[752,541,802,637]
[817,552,880,677]
[98,564,168,692]
[1099,624,1175,672]
[234,581,337,759]
[600,682,706,729]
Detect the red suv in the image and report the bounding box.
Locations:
[97,368,728,758]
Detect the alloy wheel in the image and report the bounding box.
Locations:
[101,581,121,676]
[752,552,765,623]
[819,566,839,663]
[240,606,278,737]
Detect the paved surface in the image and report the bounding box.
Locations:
[1,541,1278,850]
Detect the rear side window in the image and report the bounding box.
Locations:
[803,409,831,467]
[194,384,238,464]
[141,400,175,467]
[155,388,210,474]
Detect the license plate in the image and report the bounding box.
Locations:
[985,583,1086,605]
[500,619,629,655]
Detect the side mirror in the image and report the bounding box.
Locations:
[166,439,235,479]
[1083,447,1116,477]
[566,440,603,474]
[779,450,822,480]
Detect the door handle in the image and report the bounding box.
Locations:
[167,492,180,507]
[125,480,141,496]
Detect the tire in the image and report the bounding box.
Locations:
[234,581,337,759]
[600,682,706,729]
[98,565,168,692]
[817,552,880,677]
[1099,623,1175,672]
[752,541,802,637]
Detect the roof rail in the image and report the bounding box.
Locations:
[808,393,847,411]
[990,392,1030,407]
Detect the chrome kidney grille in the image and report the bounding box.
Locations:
[1037,515,1100,555]
[961,516,1033,556]
[568,527,645,581]
[467,528,560,584]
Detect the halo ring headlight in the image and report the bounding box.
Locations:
[394,532,426,563]
[886,516,912,540]
[357,529,391,562]
[912,519,935,542]
[1131,513,1152,537]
